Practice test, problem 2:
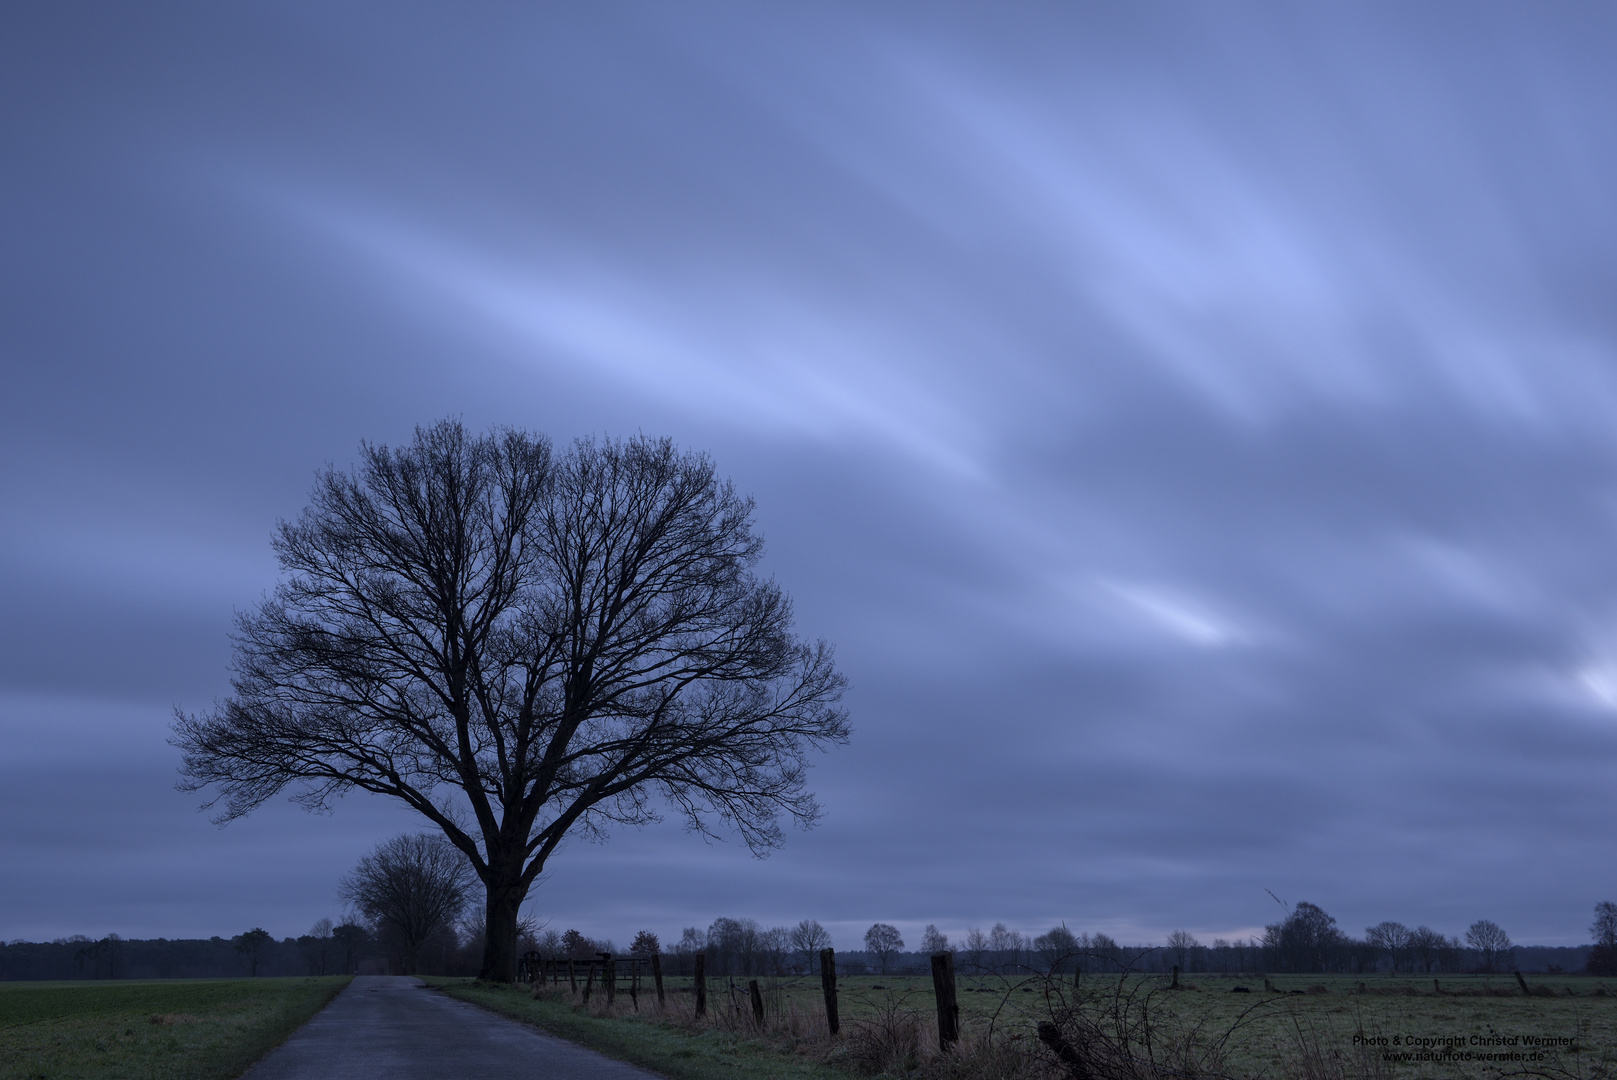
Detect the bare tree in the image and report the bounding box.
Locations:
[1164,930,1199,973]
[332,921,370,974]
[1464,919,1512,973]
[233,928,273,976]
[988,922,1023,973]
[299,918,335,975]
[707,916,762,975]
[175,422,850,980]
[790,918,831,973]
[761,926,791,974]
[920,924,950,955]
[1033,925,1079,971]
[864,923,905,974]
[1592,901,1617,949]
[1588,901,1617,976]
[1408,926,1444,973]
[962,928,989,973]
[1088,932,1121,973]
[629,930,661,957]
[1365,921,1413,975]
[340,833,475,975]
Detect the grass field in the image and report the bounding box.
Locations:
[437,970,1617,1079]
[0,976,350,1080]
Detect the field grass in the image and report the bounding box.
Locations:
[426,976,847,1080]
[437,969,1617,1079]
[0,976,350,1080]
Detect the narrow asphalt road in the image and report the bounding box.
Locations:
[242,976,665,1080]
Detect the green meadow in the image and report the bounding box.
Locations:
[0,977,349,1080]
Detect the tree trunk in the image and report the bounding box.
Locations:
[479,877,526,982]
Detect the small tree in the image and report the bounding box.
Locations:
[920,924,950,954]
[1365,921,1413,975]
[789,919,831,973]
[864,923,904,974]
[339,833,475,975]
[630,930,661,957]
[1588,901,1617,976]
[1465,919,1513,973]
[234,928,273,976]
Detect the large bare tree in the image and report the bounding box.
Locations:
[175,421,850,980]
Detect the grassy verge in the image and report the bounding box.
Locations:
[429,973,1617,1080]
[0,976,350,1080]
[425,977,849,1080]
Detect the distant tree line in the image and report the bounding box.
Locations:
[7,900,1610,981]
[0,921,372,981]
[530,903,1611,981]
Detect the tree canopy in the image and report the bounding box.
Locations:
[176,420,849,979]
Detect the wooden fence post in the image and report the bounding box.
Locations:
[1514,971,1531,995]
[1171,965,1179,989]
[930,951,959,1049]
[819,947,839,1035]
[582,962,596,1002]
[694,953,707,1017]
[604,955,616,1005]
[568,957,577,993]
[748,979,765,1024]
[651,953,666,1006]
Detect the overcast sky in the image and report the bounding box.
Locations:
[4,3,1617,951]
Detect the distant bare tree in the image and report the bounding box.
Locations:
[332,921,369,974]
[962,928,990,973]
[299,918,335,975]
[1464,919,1513,973]
[790,919,831,973]
[630,930,661,957]
[1087,932,1121,973]
[1211,938,1231,974]
[674,927,706,956]
[1264,902,1344,974]
[175,422,850,981]
[920,924,950,955]
[1593,902,1617,945]
[1365,921,1413,974]
[1408,926,1445,973]
[707,917,762,975]
[864,923,905,974]
[340,833,475,975]
[1588,902,1617,976]
[233,928,273,976]
[1034,925,1080,971]
[761,926,791,974]
[1165,930,1199,973]
[989,923,1022,972]
[560,929,595,960]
